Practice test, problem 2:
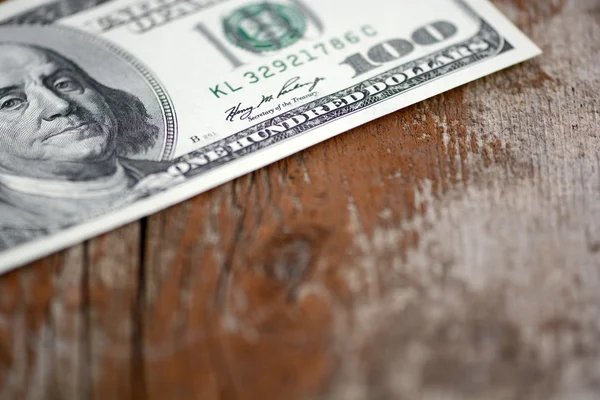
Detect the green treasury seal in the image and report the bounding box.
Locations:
[223,2,307,53]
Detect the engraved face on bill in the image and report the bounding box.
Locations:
[0,0,540,271]
[0,25,180,251]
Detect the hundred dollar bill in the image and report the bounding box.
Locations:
[0,0,539,272]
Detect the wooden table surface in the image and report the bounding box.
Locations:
[1,0,599,399]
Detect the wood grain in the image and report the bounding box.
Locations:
[1,0,599,398]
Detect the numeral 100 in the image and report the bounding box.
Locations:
[340,21,458,77]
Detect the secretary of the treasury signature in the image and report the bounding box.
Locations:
[224,75,325,122]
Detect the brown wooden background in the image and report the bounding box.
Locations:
[1,0,599,398]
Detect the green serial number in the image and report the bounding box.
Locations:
[208,25,378,99]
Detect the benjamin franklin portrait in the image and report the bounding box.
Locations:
[0,29,181,251]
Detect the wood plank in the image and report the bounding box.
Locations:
[1,0,599,398]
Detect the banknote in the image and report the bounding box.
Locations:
[0,0,540,272]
